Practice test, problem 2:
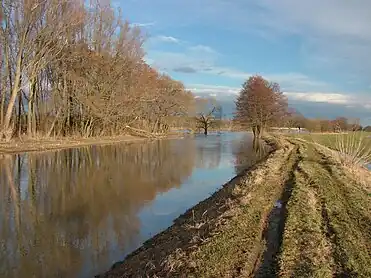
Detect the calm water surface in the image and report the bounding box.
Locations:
[0,132,267,278]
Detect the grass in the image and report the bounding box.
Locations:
[100,136,371,278]
[292,131,371,167]
[279,156,334,277]
[279,140,371,277]
[187,144,298,277]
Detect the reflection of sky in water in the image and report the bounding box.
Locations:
[1,131,257,278]
[130,132,246,259]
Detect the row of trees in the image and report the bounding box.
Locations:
[282,112,365,132]
[233,74,369,136]
[0,0,194,141]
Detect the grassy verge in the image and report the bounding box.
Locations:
[292,131,371,167]
[279,140,371,277]
[186,142,298,277]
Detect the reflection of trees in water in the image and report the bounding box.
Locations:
[194,135,222,169]
[233,135,269,174]
[0,139,195,278]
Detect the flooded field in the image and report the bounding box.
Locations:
[0,132,267,278]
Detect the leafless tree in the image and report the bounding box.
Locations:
[0,0,195,141]
[195,98,221,135]
[234,75,288,138]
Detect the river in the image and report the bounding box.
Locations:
[0,132,267,278]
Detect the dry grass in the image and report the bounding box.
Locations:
[0,133,184,155]
[293,131,371,168]
[187,143,297,277]
[279,140,371,277]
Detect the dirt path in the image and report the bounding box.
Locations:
[253,146,301,277]
[277,140,371,278]
[97,137,371,278]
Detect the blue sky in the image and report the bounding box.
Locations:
[116,0,371,125]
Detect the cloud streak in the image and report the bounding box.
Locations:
[130,21,156,28]
[188,83,371,110]
[148,47,333,93]
[152,35,180,44]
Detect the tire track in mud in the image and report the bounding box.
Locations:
[296,145,359,278]
[315,148,371,277]
[253,146,301,278]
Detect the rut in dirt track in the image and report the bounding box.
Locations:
[254,146,302,278]
[310,149,361,277]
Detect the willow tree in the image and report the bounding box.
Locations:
[234,75,288,138]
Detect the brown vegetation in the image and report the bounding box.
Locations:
[234,75,288,138]
[0,0,194,142]
[282,110,364,133]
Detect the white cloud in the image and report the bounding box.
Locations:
[188,84,239,98]
[283,92,351,105]
[216,0,371,79]
[152,35,180,44]
[189,45,217,54]
[283,92,371,110]
[140,1,371,81]
[130,21,156,28]
[188,83,371,111]
[149,48,333,92]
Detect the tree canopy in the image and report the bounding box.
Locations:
[234,75,288,137]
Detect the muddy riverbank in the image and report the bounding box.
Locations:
[97,136,371,278]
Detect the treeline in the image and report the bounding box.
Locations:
[282,112,366,132]
[0,0,194,141]
[233,75,369,135]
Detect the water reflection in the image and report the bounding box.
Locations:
[194,134,222,169]
[233,136,270,174]
[0,132,263,278]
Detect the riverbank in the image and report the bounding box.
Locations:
[0,133,187,155]
[97,136,371,277]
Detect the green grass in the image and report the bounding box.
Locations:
[279,141,371,277]
[292,132,371,166]
[185,143,299,277]
[279,149,334,277]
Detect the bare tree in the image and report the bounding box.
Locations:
[234,75,288,138]
[195,98,221,135]
[0,0,195,141]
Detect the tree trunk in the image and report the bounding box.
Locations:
[2,47,24,140]
[27,77,36,136]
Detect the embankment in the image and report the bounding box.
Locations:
[97,136,371,278]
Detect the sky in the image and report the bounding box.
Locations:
[116,0,371,125]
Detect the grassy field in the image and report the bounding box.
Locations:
[99,136,371,278]
[289,131,371,167]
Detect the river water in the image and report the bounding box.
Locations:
[0,132,267,278]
